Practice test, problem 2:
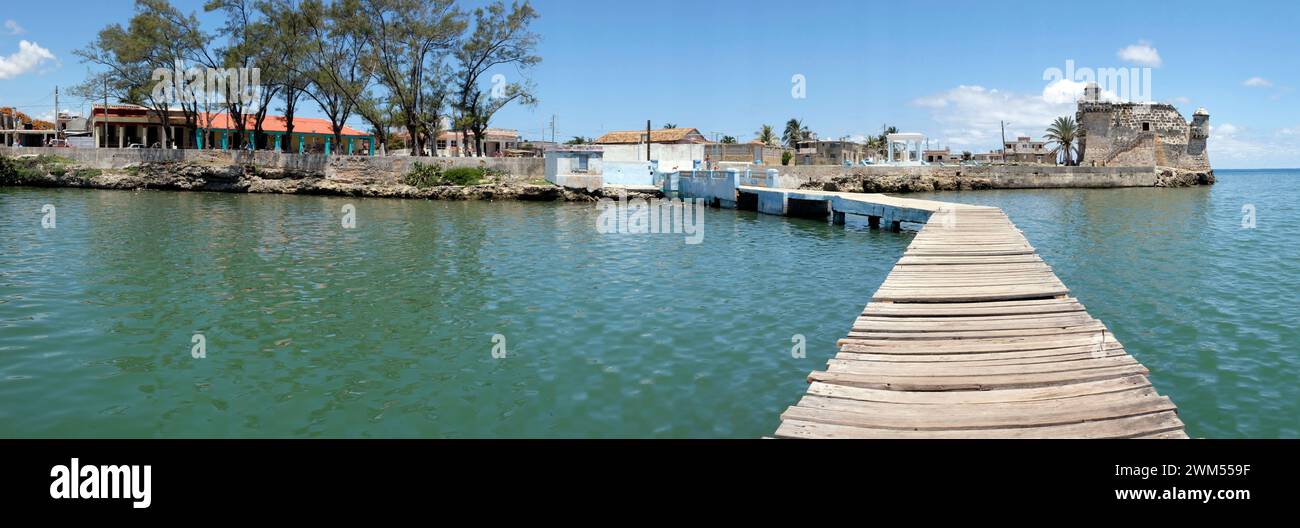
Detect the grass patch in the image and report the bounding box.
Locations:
[442,167,483,186]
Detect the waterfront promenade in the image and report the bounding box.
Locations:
[677,175,1187,438]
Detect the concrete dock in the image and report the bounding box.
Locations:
[677,171,1187,439]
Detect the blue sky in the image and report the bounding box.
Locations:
[1,0,1297,168]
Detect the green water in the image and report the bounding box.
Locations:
[0,188,908,437]
[2,170,1296,438]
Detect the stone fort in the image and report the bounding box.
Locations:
[1076,83,1210,172]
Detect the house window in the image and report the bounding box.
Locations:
[1142,122,1151,131]
[575,154,589,172]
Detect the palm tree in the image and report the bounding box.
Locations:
[662,123,677,129]
[755,124,777,146]
[1045,116,1079,166]
[869,125,898,160]
[720,135,737,144]
[782,118,808,149]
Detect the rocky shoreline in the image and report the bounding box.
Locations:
[0,156,656,202]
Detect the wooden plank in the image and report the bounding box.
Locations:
[786,393,1175,430]
[772,196,1183,439]
[805,375,1153,404]
[806,363,1150,391]
[774,411,1186,439]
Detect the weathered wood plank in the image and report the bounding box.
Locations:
[774,196,1182,439]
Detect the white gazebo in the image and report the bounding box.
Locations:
[885,132,926,165]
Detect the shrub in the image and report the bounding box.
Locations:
[403,161,444,188]
[0,156,44,185]
[781,151,793,166]
[442,167,483,186]
[74,168,103,179]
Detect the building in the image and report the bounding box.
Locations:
[86,104,375,155]
[973,151,1003,164]
[593,127,709,145]
[706,142,787,166]
[1076,83,1210,170]
[435,128,522,157]
[795,139,868,165]
[1,107,56,147]
[923,147,964,164]
[545,145,604,189]
[1002,135,1052,164]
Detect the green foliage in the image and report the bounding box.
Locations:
[1045,116,1079,166]
[0,155,81,184]
[403,162,484,187]
[781,150,793,166]
[442,166,483,186]
[720,135,737,144]
[782,118,809,149]
[74,168,104,179]
[404,161,444,188]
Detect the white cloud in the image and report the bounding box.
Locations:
[1243,77,1272,88]
[1213,123,1241,137]
[1169,96,1192,105]
[912,82,1084,150]
[2,20,22,36]
[0,40,55,80]
[1117,41,1162,67]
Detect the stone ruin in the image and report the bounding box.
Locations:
[1076,82,1211,172]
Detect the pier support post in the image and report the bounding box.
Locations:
[832,211,846,225]
[868,215,880,228]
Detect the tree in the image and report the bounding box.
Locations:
[782,118,808,149]
[1045,115,1079,166]
[720,135,736,144]
[452,1,540,157]
[296,0,372,149]
[662,123,677,129]
[754,124,776,146]
[564,136,589,145]
[356,0,465,156]
[872,124,899,160]
[74,0,203,149]
[962,151,972,161]
[201,0,272,150]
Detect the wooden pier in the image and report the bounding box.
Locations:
[761,193,1186,438]
[672,174,1186,438]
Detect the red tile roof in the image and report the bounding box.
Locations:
[198,113,369,137]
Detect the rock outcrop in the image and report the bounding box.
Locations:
[1154,166,1215,188]
[1,157,657,202]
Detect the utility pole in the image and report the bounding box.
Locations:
[53,86,60,142]
[550,114,556,144]
[1000,120,1008,165]
[646,119,651,161]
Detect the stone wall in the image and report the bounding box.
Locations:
[0,146,545,184]
[1076,102,1211,171]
